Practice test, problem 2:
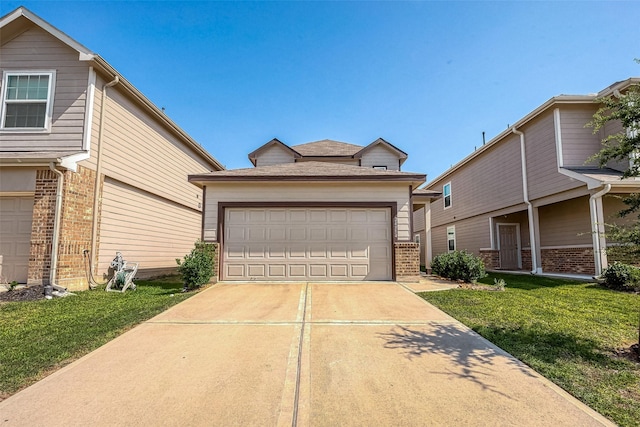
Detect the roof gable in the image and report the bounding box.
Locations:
[355,138,408,165]
[247,138,301,166]
[0,7,94,60]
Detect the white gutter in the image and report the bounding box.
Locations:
[90,75,119,281]
[590,184,612,276]
[46,162,65,298]
[513,127,540,274]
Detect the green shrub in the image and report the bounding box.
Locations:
[601,262,640,292]
[431,250,486,283]
[176,241,216,290]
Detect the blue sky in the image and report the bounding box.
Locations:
[3,1,639,181]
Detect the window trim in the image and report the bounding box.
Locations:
[443,182,452,209]
[0,70,56,132]
[372,165,388,170]
[447,225,456,252]
[414,233,421,246]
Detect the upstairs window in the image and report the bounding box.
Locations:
[443,182,451,209]
[372,166,387,170]
[1,71,55,130]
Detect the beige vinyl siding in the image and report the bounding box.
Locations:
[255,145,295,166]
[0,167,36,192]
[603,119,632,172]
[431,224,448,256]
[418,229,426,266]
[97,178,201,276]
[430,134,524,228]
[89,74,212,210]
[538,196,592,247]
[423,215,490,258]
[603,195,636,228]
[526,111,583,200]
[203,182,412,242]
[494,211,530,248]
[560,105,601,167]
[413,207,425,232]
[360,145,400,170]
[0,26,88,151]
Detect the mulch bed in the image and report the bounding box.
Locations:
[614,343,640,364]
[0,285,45,303]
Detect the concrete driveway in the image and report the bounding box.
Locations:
[0,282,613,426]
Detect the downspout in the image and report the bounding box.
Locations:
[512,127,539,274]
[590,184,611,276]
[45,163,66,298]
[90,75,120,284]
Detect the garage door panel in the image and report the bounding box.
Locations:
[268,228,286,240]
[269,264,286,278]
[288,264,306,277]
[309,228,327,240]
[223,207,392,281]
[309,264,327,277]
[247,264,265,277]
[290,228,307,240]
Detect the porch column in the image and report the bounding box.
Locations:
[530,206,542,274]
[424,201,432,271]
[589,190,609,276]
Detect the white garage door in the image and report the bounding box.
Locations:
[0,196,34,283]
[223,207,392,281]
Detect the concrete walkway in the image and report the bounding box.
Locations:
[0,282,614,426]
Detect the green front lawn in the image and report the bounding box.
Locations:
[419,273,640,427]
[0,277,194,400]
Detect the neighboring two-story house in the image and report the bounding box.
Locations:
[189,138,426,282]
[0,7,223,291]
[415,78,640,277]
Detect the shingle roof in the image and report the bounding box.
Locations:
[565,167,640,184]
[291,140,363,156]
[413,188,441,197]
[189,161,425,183]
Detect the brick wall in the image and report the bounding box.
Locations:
[521,249,532,271]
[27,166,97,290]
[541,248,595,275]
[479,249,499,270]
[57,165,96,290]
[394,242,420,281]
[28,169,57,285]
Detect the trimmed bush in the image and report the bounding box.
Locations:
[601,262,640,292]
[431,250,486,283]
[176,241,216,290]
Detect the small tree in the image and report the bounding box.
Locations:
[176,241,216,290]
[588,63,640,349]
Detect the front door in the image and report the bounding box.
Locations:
[498,224,519,270]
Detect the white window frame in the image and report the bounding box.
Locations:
[414,233,421,246]
[0,70,56,132]
[372,165,387,170]
[443,182,452,209]
[447,226,456,252]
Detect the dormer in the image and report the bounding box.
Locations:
[355,138,408,171]
[247,138,298,166]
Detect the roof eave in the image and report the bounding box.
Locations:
[189,174,426,185]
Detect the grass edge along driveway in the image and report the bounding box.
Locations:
[419,272,640,427]
[0,277,195,401]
